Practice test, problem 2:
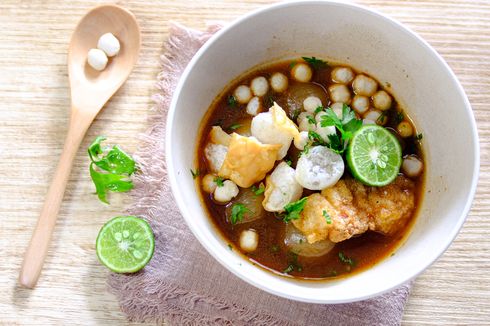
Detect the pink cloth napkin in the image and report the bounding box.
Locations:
[108,23,412,326]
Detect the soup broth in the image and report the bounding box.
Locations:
[196,58,424,279]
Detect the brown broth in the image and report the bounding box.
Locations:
[196,59,424,280]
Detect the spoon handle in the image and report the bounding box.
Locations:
[19,108,91,288]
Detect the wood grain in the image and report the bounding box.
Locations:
[1,0,489,324]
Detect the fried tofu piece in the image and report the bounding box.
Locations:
[219,133,281,188]
[353,176,416,235]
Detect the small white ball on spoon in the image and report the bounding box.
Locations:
[87,48,108,71]
[97,33,121,57]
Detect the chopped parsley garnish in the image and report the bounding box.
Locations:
[251,184,265,195]
[230,203,251,224]
[190,168,200,179]
[415,133,423,141]
[306,115,316,124]
[338,251,355,266]
[314,106,324,114]
[291,108,301,120]
[395,111,404,125]
[302,56,329,69]
[228,244,233,251]
[213,176,225,187]
[320,104,362,154]
[376,111,388,125]
[88,136,136,204]
[283,252,302,274]
[270,245,280,253]
[285,159,292,166]
[283,197,308,222]
[308,130,326,146]
[323,210,332,224]
[289,61,297,69]
[228,123,242,131]
[267,95,275,107]
[227,95,237,107]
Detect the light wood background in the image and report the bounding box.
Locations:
[1,0,489,324]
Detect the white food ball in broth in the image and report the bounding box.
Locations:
[262,162,303,212]
[234,85,253,104]
[352,74,378,96]
[363,119,376,125]
[294,131,309,150]
[239,229,259,252]
[270,72,288,92]
[97,32,120,57]
[87,48,108,71]
[250,76,269,97]
[213,180,239,203]
[295,146,344,190]
[284,224,335,257]
[402,156,423,178]
[328,84,351,104]
[297,112,316,132]
[204,143,228,173]
[331,66,355,84]
[329,102,344,118]
[291,63,312,83]
[246,96,262,116]
[351,95,370,114]
[303,96,323,113]
[364,109,386,126]
[397,121,413,138]
[315,111,337,142]
[202,174,218,193]
[372,90,392,111]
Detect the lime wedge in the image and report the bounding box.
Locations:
[96,216,154,273]
[346,125,402,186]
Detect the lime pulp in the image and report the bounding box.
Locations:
[346,125,402,186]
[96,216,155,273]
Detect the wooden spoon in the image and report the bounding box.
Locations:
[19,5,141,288]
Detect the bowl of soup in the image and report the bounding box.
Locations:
[166,1,479,303]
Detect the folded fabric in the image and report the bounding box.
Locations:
[108,22,412,326]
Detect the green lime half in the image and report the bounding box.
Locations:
[96,216,155,273]
[346,125,402,187]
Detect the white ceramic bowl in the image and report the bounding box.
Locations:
[166,1,479,303]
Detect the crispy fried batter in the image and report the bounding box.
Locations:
[293,176,416,244]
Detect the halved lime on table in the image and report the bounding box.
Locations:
[346,125,402,187]
[96,216,155,273]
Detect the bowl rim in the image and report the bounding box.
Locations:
[166,0,480,303]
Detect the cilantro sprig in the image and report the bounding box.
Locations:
[230,203,252,224]
[302,56,329,69]
[88,136,136,204]
[282,197,308,223]
[319,104,363,154]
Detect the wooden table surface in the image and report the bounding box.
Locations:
[1,0,489,324]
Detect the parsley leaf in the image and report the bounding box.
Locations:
[415,133,423,141]
[251,184,265,195]
[88,137,136,204]
[228,123,242,131]
[338,251,355,266]
[376,111,388,125]
[323,210,332,224]
[227,95,237,107]
[306,115,316,124]
[283,252,302,274]
[213,176,225,187]
[314,106,324,114]
[291,108,301,120]
[230,203,251,224]
[302,56,329,69]
[285,159,292,166]
[190,168,200,179]
[289,61,297,69]
[395,111,404,125]
[319,104,362,154]
[283,197,308,222]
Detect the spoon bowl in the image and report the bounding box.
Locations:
[69,5,140,111]
[19,4,140,288]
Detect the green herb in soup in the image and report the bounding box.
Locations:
[196,57,424,279]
